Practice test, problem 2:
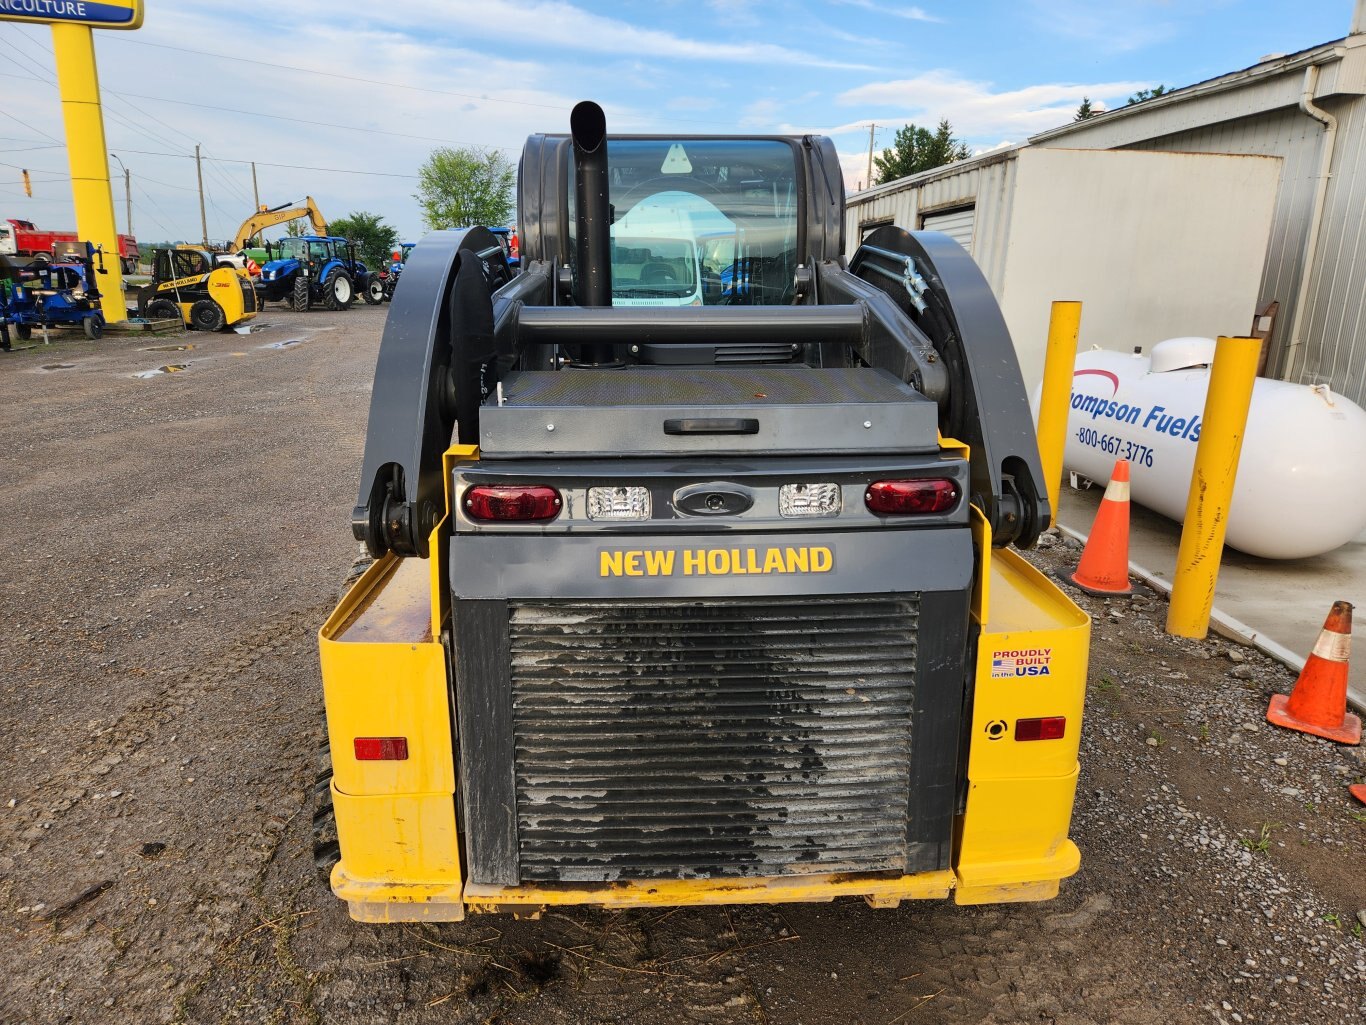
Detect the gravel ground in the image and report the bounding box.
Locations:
[0,307,1361,1025]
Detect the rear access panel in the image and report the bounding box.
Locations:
[478,366,940,457]
[450,529,973,887]
[509,594,918,881]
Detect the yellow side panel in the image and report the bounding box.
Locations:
[206,267,251,323]
[955,545,1090,904]
[319,554,461,913]
[331,788,464,922]
[320,557,454,796]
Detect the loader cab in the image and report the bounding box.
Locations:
[544,137,816,309]
[153,248,213,283]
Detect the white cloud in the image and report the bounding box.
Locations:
[832,1,943,23]
[836,69,1153,140]
[292,0,873,71]
[1026,0,1178,53]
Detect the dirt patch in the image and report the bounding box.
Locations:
[0,305,1360,1025]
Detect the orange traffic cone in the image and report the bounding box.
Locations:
[1070,459,1132,596]
[1266,601,1360,744]
[1350,784,1366,805]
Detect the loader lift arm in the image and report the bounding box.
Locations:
[350,124,1051,559]
[351,239,1048,556]
[232,196,328,252]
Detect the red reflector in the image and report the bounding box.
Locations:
[864,478,959,515]
[1014,717,1066,741]
[464,485,562,521]
[354,736,408,761]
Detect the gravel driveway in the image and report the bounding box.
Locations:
[0,306,1361,1025]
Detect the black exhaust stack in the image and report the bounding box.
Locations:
[570,100,615,364]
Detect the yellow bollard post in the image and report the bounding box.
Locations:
[1166,336,1262,639]
[50,23,127,325]
[1036,301,1083,522]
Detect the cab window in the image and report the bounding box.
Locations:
[568,138,800,306]
[172,250,208,277]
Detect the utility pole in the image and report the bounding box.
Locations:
[865,123,876,191]
[195,144,208,247]
[110,153,131,235]
[251,161,260,211]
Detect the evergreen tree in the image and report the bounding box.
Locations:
[872,120,972,185]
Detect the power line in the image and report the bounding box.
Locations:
[111,147,421,179]
[0,62,502,155]
[0,102,63,145]
[104,36,751,128]
[105,87,507,149]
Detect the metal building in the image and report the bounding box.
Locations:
[848,17,1366,405]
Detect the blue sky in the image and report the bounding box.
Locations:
[0,0,1353,242]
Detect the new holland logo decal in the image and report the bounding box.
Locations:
[599,545,834,577]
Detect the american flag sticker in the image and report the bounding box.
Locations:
[991,648,1053,678]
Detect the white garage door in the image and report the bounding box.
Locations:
[921,206,975,252]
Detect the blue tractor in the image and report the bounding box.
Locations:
[255,236,382,311]
[378,242,416,302]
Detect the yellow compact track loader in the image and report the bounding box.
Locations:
[317,102,1090,923]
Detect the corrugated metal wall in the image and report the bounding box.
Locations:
[1040,90,1366,406]
[1299,95,1366,404]
[846,151,1018,294]
[1122,108,1326,384]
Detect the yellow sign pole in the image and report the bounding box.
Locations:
[1036,300,1083,522]
[1165,336,1262,639]
[50,22,126,324]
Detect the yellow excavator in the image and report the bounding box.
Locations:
[233,197,328,259]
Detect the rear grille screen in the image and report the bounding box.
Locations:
[507,595,919,881]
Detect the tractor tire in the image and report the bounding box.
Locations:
[324,270,354,311]
[82,316,103,340]
[147,298,181,324]
[190,299,226,332]
[290,275,311,312]
[15,324,32,340]
[362,276,383,305]
[121,258,136,276]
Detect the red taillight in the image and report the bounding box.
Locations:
[354,736,408,760]
[1014,717,1066,741]
[864,478,959,515]
[464,484,562,521]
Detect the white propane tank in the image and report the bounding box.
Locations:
[1047,337,1366,560]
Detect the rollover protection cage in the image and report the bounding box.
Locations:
[318,101,1089,921]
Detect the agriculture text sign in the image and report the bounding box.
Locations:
[0,0,143,29]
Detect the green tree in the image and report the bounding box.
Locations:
[329,210,399,269]
[415,147,515,230]
[1127,85,1170,105]
[283,216,307,237]
[1074,97,1099,121]
[873,120,971,185]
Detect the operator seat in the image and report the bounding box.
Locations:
[638,262,677,284]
